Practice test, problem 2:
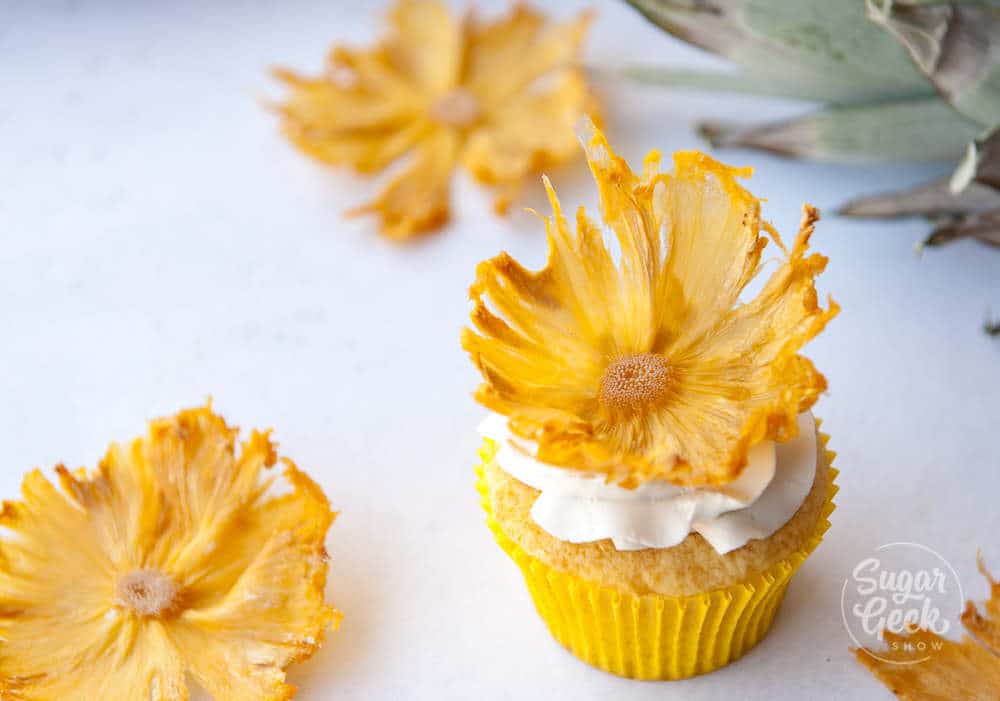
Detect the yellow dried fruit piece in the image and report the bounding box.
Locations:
[274,0,597,239]
[463,120,837,488]
[856,628,1000,700]
[0,405,339,700]
[961,553,1000,655]
[856,556,1000,700]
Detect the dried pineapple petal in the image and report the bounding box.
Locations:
[383,0,463,93]
[961,553,1000,656]
[463,121,836,487]
[0,405,337,701]
[346,128,460,239]
[463,70,598,214]
[856,557,1000,700]
[855,629,1000,700]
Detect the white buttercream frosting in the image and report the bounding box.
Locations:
[478,412,817,555]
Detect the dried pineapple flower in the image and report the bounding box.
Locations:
[273,0,596,240]
[856,554,1000,699]
[856,628,1000,699]
[0,405,339,700]
[462,120,838,488]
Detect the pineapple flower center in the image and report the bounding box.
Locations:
[598,353,672,414]
[429,88,481,128]
[115,569,180,617]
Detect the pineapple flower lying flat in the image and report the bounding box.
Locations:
[462,119,838,489]
[856,554,1000,699]
[0,405,338,701]
[274,0,597,240]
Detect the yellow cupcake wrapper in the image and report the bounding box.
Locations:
[475,426,838,680]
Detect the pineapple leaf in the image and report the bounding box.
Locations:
[626,0,935,104]
[697,97,981,162]
[951,126,1000,192]
[622,66,833,100]
[839,174,1000,249]
[867,0,1000,127]
[839,177,1000,217]
[923,209,1000,247]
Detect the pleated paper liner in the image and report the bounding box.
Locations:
[475,427,838,681]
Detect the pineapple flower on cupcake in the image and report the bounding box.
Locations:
[464,118,838,490]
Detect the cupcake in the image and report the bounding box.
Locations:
[462,121,839,680]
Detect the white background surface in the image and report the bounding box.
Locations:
[2,1,999,699]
